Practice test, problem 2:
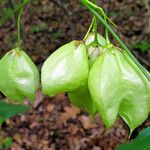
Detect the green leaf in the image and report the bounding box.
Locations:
[41,40,89,96]
[0,116,5,124]
[0,144,3,150]
[132,41,150,52]
[0,100,30,120]
[88,44,150,131]
[3,137,13,149]
[51,30,64,39]
[29,25,43,33]
[0,0,33,26]
[116,127,150,150]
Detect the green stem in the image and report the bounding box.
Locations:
[102,11,110,44]
[93,17,98,44]
[83,17,95,41]
[105,20,110,44]
[17,7,23,49]
[0,1,29,27]
[17,0,28,49]
[93,0,98,44]
[80,0,150,81]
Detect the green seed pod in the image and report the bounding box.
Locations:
[68,46,101,116]
[68,33,105,115]
[88,44,150,132]
[86,32,106,65]
[0,48,39,103]
[41,40,89,96]
[85,32,106,47]
[69,83,95,115]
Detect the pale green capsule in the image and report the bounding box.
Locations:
[41,40,89,96]
[85,32,106,47]
[0,48,39,103]
[68,46,101,116]
[88,44,150,132]
[68,33,105,115]
[69,83,95,115]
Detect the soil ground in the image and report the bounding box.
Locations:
[0,0,150,150]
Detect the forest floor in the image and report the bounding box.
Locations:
[0,0,150,150]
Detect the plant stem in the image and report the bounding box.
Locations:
[0,1,29,27]
[83,17,95,41]
[105,21,110,45]
[80,0,150,81]
[93,0,98,44]
[105,0,111,44]
[17,7,23,49]
[17,0,28,49]
[102,11,110,45]
[93,17,98,44]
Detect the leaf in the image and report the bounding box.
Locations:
[0,1,28,26]
[29,25,43,33]
[61,106,80,123]
[0,116,5,124]
[132,41,150,52]
[3,137,13,149]
[0,100,29,120]
[88,44,150,131]
[116,127,150,150]
[0,144,3,150]
[41,40,89,96]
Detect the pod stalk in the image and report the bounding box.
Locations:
[17,7,23,49]
[80,0,150,81]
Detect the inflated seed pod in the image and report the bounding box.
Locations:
[0,48,39,103]
[88,44,150,132]
[85,32,106,47]
[41,40,89,96]
[68,33,105,116]
[69,83,95,115]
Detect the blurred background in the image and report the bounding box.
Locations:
[0,0,150,150]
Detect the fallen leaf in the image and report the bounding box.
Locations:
[46,103,55,113]
[61,105,80,123]
[79,115,97,129]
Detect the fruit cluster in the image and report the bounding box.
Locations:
[0,32,149,132]
[41,32,150,132]
[0,0,149,135]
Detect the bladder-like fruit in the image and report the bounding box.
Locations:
[0,48,39,103]
[88,44,150,132]
[42,40,89,96]
[68,33,105,116]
